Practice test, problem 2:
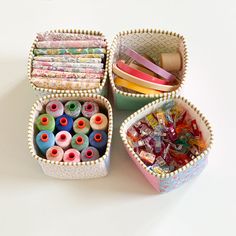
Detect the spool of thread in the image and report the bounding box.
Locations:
[64,100,81,118]
[35,114,55,132]
[90,113,108,131]
[46,100,64,118]
[71,133,89,151]
[36,130,55,155]
[89,130,108,155]
[81,146,100,162]
[55,114,73,132]
[160,52,182,72]
[46,146,64,162]
[63,148,81,162]
[73,117,90,134]
[55,131,72,149]
[81,101,99,118]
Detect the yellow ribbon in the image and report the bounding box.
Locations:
[114,77,162,95]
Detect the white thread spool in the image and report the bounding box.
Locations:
[90,113,108,131]
[46,146,64,162]
[55,131,72,149]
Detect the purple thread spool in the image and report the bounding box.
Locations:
[81,146,100,162]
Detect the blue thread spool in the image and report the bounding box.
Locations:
[36,130,55,155]
[89,130,108,155]
[81,146,100,162]
[55,114,73,132]
[71,133,89,151]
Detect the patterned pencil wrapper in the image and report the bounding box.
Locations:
[33,48,106,55]
[31,77,101,90]
[32,69,103,79]
[36,40,107,49]
[34,56,102,63]
[33,61,104,69]
[37,32,105,41]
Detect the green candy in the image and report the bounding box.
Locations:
[71,133,89,151]
[35,113,55,132]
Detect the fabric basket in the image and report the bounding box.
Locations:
[27,29,109,97]
[120,95,213,192]
[28,93,113,179]
[109,29,188,110]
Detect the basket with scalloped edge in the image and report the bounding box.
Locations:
[120,95,213,192]
[28,93,113,179]
[27,29,109,97]
[109,29,188,110]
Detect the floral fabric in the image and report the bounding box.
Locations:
[37,31,105,41]
[33,48,106,55]
[36,40,106,49]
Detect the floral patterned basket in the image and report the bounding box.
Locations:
[28,93,113,179]
[27,29,109,97]
[120,95,213,192]
[109,29,188,110]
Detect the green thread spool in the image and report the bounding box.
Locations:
[36,114,55,132]
[71,133,89,151]
[73,117,90,134]
[65,101,81,118]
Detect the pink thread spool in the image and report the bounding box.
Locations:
[55,131,72,149]
[46,100,64,118]
[46,146,64,162]
[63,148,81,162]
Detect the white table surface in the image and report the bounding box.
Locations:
[0,0,235,235]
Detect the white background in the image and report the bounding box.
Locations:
[0,0,235,235]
